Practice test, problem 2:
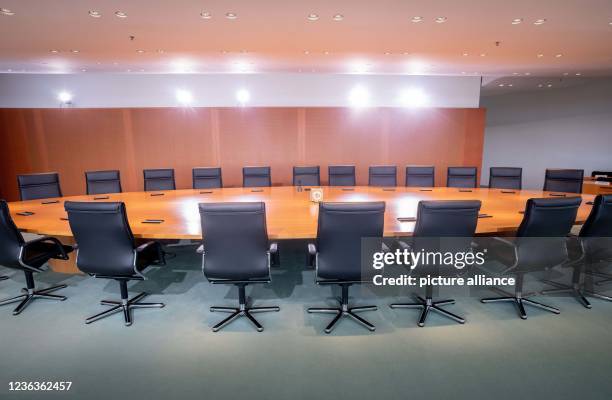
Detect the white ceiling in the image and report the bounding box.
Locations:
[1,0,611,87]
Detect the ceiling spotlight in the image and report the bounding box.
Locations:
[136,49,145,53]
[225,12,237,20]
[88,10,102,18]
[563,72,569,76]
[508,84,513,87]
[70,49,80,53]
[575,72,582,76]
[537,53,544,58]
[384,51,391,55]
[175,89,193,105]
[547,83,552,87]
[304,50,310,54]
[462,52,469,56]
[398,87,428,107]
[332,14,344,21]
[525,72,531,75]
[81,69,87,72]
[58,91,73,104]
[555,53,563,58]
[411,16,423,23]
[0,8,15,16]
[435,17,447,23]
[156,49,165,53]
[538,84,544,88]
[534,18,546,25]
[50,49,59,53]
[480,53,486,57]
[115,11,127,18]
[348,85,369,108]
[498,84,505,87]
[512,72,519,75]
[200,11,212,19]
[307,13,319,21]
[236,89,251,104]
[511,18,523,25]
[324,51,330,55]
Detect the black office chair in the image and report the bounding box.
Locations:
[193,167,222,189]
[406,166,435,187]
[447,167,478,188]
[0,200,72,315]
[481,197,581,319]
[64,201,166,326]
[540,194,612,307]
[243,166,271,188]
[591,171,612,183]
[369,166,397,187]
[307,202,385,333]
[328,165,356,186]
[293,166,320,186]
[85,170,122,195]
[199,202,279,332]
[543,169,584,194]
[17,172,62,201]
[143,168,176,191]
[489,167,522,190]
[390,200,481,327]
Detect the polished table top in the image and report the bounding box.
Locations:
[9,186,594,240]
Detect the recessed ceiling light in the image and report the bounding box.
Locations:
[480,53,486,57]
[411,16,423,23]
[525,72,531,75]
[563,72,569,76]
[324,51,330,55]
[462,52,469,56]
[50,49,59,53]
[236,89,251,104]
[136,49,145,54]
[547,83,553,87]
[81,68,87,72]
[534,18,546,25]
[225,12,237,20]
[575,72,582,76]
[508,84,513,87]
[0,8,15,16]
[538,84,544,88]
[498,83,505,87]
[332,14,344,21]
[304,50,310,54]
[537,53,544,58]
[200,11,212,19]
[555,53,563,58]
[435,17,447,23]
[307,13,319,21]
[115,11,127,18]
[70,49,80,53]
[512,72,519,75]
[88,10,101,18]
[156,49,165,53]
[511,18,523,25]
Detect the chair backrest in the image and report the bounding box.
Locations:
[243,166,271,187]
[64,201,136,276]
[543,169,584,194]
[413,200,481,238]
[369,166,397,187]
[199,202,270,281]
[193,167,222,189]
[517,197,581,237]
[17,172,62,201]
[316,202,385,281]
[489,167,522,190]
[328,165,356,186]
[143,168,176,191]
[293,166,320,186]
[447,167,477,188]
[85,170,122,195]
[0,200,25,269]
[579,195,612,237]
[591,171,612,178]
[405,166,435,187]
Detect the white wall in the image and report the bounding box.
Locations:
[481,79,612,189]
[0,73,481,108]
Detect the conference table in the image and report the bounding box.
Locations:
[8,186,594,274]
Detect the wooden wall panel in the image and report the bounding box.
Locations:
[0,107,486,201]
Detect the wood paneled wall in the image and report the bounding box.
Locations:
[0,107,486,201]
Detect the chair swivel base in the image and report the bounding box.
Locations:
[86,292,164,327]
[390,295,464,327]
[0,285,67,315]
[481,294,559,319]
[540,279,612,309]
[210,284,279,332]
[308,284,377,334]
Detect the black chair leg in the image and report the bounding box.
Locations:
[390,284,464,327]
[210,284,279,332]
[85,280,164,326]
[481,273,559,319]
[308,284,377,334]
[0,271,66,315]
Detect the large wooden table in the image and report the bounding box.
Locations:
[8,186,594,273]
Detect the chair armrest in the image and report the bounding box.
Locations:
[136,241,158,253]
[24,236,71,260]
[308,243,317,256]
[397,240,412,251]
[269,242,278,254]
[196,244,204,254]
[135,241,165,265]
[381,242,391,252]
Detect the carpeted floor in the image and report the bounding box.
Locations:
[1,240,612,400]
